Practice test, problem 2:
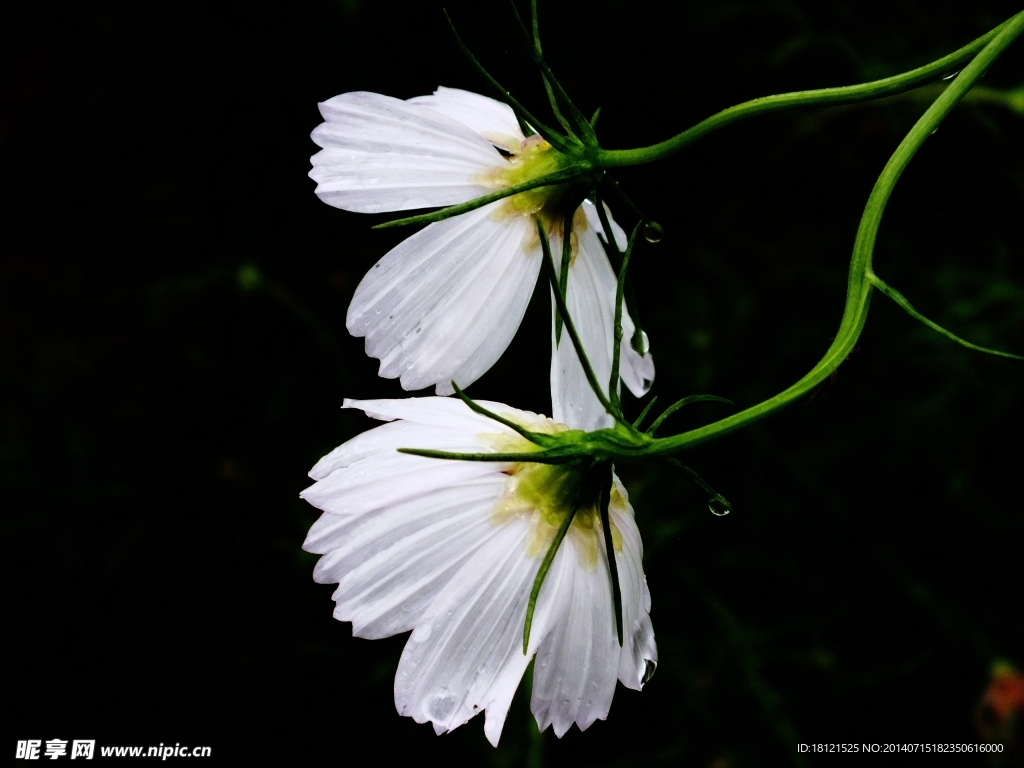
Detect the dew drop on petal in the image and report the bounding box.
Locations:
[429,692,458,720]
[642,659,657,685]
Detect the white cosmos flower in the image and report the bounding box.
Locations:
[309,87,654,420]
[301,396,657,745]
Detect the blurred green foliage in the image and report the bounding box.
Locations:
[2,0,1023,765]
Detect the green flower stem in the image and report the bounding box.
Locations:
[637,10,1024,459]
[594,14,1018,169]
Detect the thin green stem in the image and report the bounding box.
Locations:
[524,488,581,653]
[554,211,574,344]
[595,15,1017,168]
[509,1,596,143]
[646,395,734,436]
[444,11,571,154]
[512,0,575,138]
[636,10,1024,458]
[868,273,1024,361]
[372,166,585,229]
[398,448,571,464]
[632,396,659,430]
[540,220,624,424]
[451,382,552,444]
[609,223,643,411]
[598,463,623,646]
[593,193,647,356]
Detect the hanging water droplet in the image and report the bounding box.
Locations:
[642,222,664,243]
[708,498,731,516]
[642,659,657,685]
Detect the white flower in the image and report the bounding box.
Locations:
[301,396,657,745]
[309,87,654,422]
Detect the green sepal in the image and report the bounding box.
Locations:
[372,167,586,230]
[609,222,643,411]
[554,210,574,345]
[398,447,573,464]
[450,381,556,446]
[597,462,624,646]
[508,1,597,145]
[444,10,572,155]
[523,482,581,653]
[646,395,735,436]
[539,220,624,424]
[631,396,659,430]
[593,192,647,356]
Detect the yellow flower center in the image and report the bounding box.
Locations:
[485,417,622,569]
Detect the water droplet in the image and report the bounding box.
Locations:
[708,498,731,516]
[429,692,457,720]
[930,126,939,136]
[642,659,657,685]
[942,70,959,81]
[642,222,664,243]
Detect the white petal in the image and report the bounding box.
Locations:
[305,476,506,638]
[346,203,540,394]
[550,202,655,426]
[341,396,546,435]
[408,87,524,152]
[301,447,499,517]
[309,91,503,213]
[618,325,655,398]
[309,421,473,480]
[531,533,620,737]
[550,211,618,431]
[581,200,655,398]
[394,516,571,746]
[610,478,657,690]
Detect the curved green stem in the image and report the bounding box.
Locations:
[639,9,1024,458]
[595,14,1018,168]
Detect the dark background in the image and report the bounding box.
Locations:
[3,0,1023,765]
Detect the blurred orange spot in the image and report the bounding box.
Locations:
[983,662,1024,723]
